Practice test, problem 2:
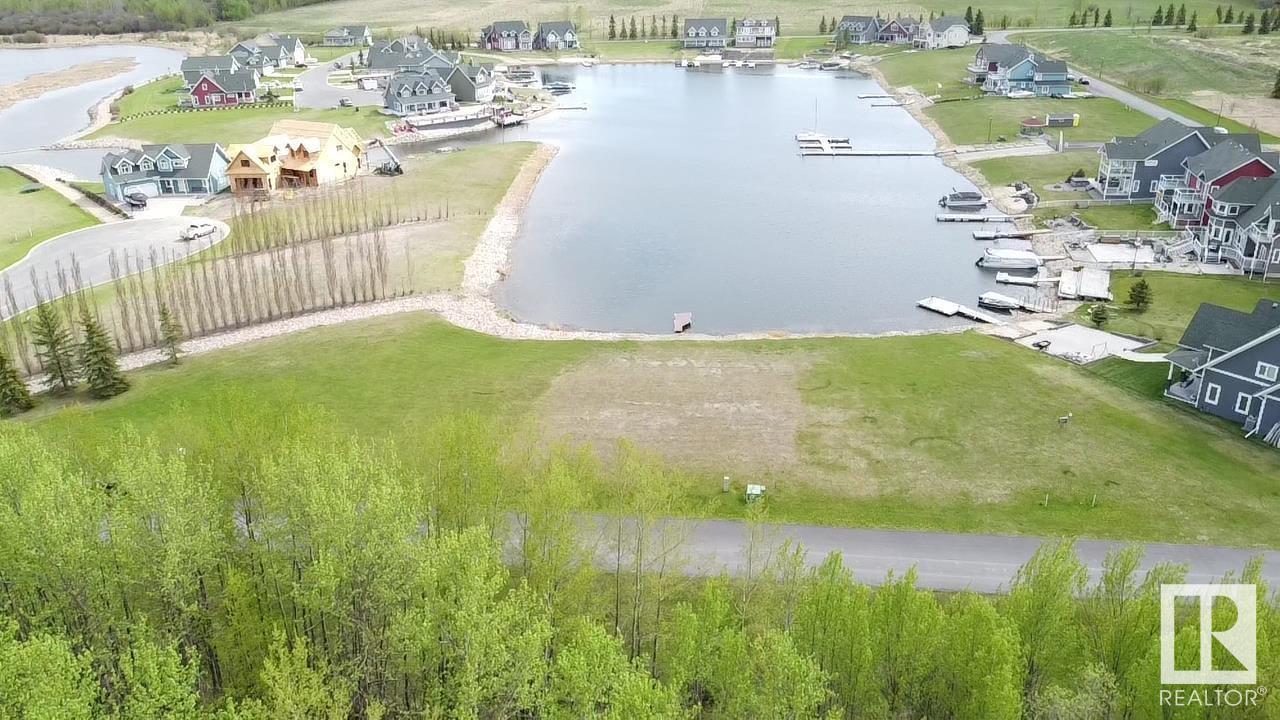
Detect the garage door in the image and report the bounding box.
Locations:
[125,180,160,198]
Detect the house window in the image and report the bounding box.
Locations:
[1235,393,1252,415]
[1150,180,1158,193]
[240,159,250,167]
[1272,248,1280,264]
[1258,362,1279,383]
[1205,383,1221,405]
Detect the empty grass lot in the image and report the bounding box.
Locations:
[27,313,1280,547]
[972,150,1101,201]
[1075,271,1280,342]
[0,169,98,271]
[874,47,974,98]
[116,76,185,116]
[90,104,390,145]
[927,96,1156,145]
[1033,204,1163,230]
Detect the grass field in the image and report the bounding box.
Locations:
[972,150,1100,201]
[1033,203,1162,230]
[927,96,1155,145]
[117,75,186,116]
[0,169,98,271]
[90,104,390,145]
[1075,271,1280,342]
[875,47,974,98]
[27,312,1280,547]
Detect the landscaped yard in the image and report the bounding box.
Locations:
[27,312,1280,547]
[972,150,1100,201]
[1075,270,1280,342]
[927,96,1155,145]
[116,75,186,116]
[0,169,98,271]
[90,104,390,145]
[1033,203,1162,230]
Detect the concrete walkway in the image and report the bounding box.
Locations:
[13,164,121,225]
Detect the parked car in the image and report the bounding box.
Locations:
[179,222,217,241]
[338,97,353,107]
[292,84,304,92]
[1078,76,1090,85]
[124,192,148,209]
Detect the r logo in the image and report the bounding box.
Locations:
[1161,584,1257,685]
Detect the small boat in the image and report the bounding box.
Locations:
[673,312,693,333]
[722,60,731,68]
[977,292,1022,310]
[819,59,847,70]
[544,81,575,91]
[580,59,594,67]
[797,60,821,70]
[744,61,756,68]
[976,248,1043,270]
[1007,90,1035,99]
[938,190,990,210]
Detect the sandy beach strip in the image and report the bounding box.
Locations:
[0,58,137,116]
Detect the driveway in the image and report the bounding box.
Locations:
[0,216,228,317]
[292,53,385,109]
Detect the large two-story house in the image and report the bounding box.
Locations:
[1166,299,1280,446]
[482,21,533,51]
[913,16,969,49]
[968,45,1069,96]
[383,70,456,115]
[1187,176,1280,273]
[445,63,495,103]
[324,25,373,46]
[369,40,459,75]
[683,18,728,48]
[100,144,231,202]
[226,120,364,194]
[229,39,291,72]
[1096,119,1260,200]
[836,15,880,44]
[188,69,261,107]
[1153,139,1272,230]
[878,17,917,43]
[180,55,240,87]
[734,18,776,48]
[534,21,578,50]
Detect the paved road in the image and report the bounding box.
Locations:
[0,216,227,317]
[582,517,1280,593]
[292,53,385,109]
[985,30,1195,125]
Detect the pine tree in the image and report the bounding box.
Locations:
[820,16,827,33]
[1093,7,1100,25]
[671,15,679,38]
[1272,69,1280,98]
[729,17,736,36]
[1243,12,1255,32]
[28,301,77,393]
[974,8,985,33]
[1215,4,1223,22]
[1176,4,1186,24]
[1127,278,1153,310]
[1089,303,1110,328]
[1104,9,1113,25]
[628,16,636,39]
[1152,5,1163,25]
[1225,5,1235,23]
[1069,10,1079,25]
[1187,11,1197,31]
[158,302,183,366]
[774,15,781,35]
[0,345,33,416]
[1260,10,1272,33]
[608,14,616,40]
[77,308,128,399]
[965,5,974,23]
[1164,4,1175,24]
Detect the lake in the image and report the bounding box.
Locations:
[491,64,1012,335]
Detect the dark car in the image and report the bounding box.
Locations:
[124,192,148,208]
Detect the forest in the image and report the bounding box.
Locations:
[2,399,1278,718]
[0,0,326,34]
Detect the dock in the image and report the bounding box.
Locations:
[972,228,1048,240]
[1057,268,1113,301]
[796,132,936,157]
[937,213,1030,223]
[858,93,893,99]
[916,296,1003,324]
[996,271,1058,287]
[871,102,904,107]
[673,312,693,333]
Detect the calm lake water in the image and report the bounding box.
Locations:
[491,64,1011,335]
[0,45,183,170]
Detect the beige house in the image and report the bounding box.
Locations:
[226,119,365,195]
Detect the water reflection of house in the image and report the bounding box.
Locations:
[226,120,364,194]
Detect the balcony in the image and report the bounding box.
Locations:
[1165,375,1202,405]
[1156,174,1189,192]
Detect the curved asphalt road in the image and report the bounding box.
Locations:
[293,52,385,109]
[0,216,227,318]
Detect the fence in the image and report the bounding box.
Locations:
[119,101,295,122]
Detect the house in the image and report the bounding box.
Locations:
[368,41,459,74]
[482,21,533,51]
[446,63,495,103]
[683,18,728,48]
[189,69,261,108]
[1184,176,1280,272]
[877,17,917,43]
[324,25,373,46]
[261,33,307,65]
[100,144,231,202]
[1097,119,1264,200]
[180,55,240,87]
[1165,298,1280,445]
[734,18,776,48]
[535,21,579,50]
[383,70,456,115]
[836,16,880,44]
[229,39,291,72]
[913,16,970,49]
[1155,139,1273,230]
[969,45,1069,96]
[226,120,364,194]
[384,34,429,53]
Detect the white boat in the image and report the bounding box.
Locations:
[722,60,731,68]
[976,248,1043,270]
[744,61,756,68]
[938,190,990,210]
[797,61,821,69]
[544,81,575,91]
[977,292,1022,310]
[1007,90,1035,99]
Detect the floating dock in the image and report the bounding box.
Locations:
[796,132,936,157]
[996,271,1058,287]
[673,312,693,333]
[1057,268,1113,301]
[972,228,1047,240]
[916,296,1003,324]
[937,213,1030,223]
[858,93,893,99]
[871,101,904,107]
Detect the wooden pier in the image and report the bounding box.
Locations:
[996,271,1058,287]
[936,213,1030,223]
[972,228,1048,240]
[858,93,893,99]
[916,296,1003,324]
[796,132,936,157]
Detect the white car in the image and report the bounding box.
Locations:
[180,222,217,241]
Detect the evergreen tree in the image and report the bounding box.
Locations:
[1104,9,1113,25]
[730,17,736,36]
[774,15,781,35]
[1272,69,1280,98]
[1176,3,1186,24]
[965,5,974,23]
[974,9,985,32]
[671,15,679,38]
[1152,5,1163,24]
[158,302,183,366]
[820,16,827,33]
[1243,12,1255,32]
[1260,10,1272,33]
[608,14,616,40]
[1164,4,1175,24]
[1215,4,1223,22]
[1225,5,1235,23]
[77,308,128,399]
[1089,303,1110,328]
[651,14,657,38]
[1093,7,1100,25]
[1187,11,1197,31]
[1127,278,1153,310]
[628,16,636,39]
[28,301,77,393]
[0,346,33,416]
[1069,10,1079,25]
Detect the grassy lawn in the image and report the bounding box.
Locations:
[875,47,974,98]
[1032,203,1162,230]
[308,45,359,62]
[27,313,1280,547]
[971,150,1099,200]
[1074,271,1280,342]
[117,75,185,116]
[927,96,1156,145]
[582,39,682,61]
[1140,96,1280,143]
[774,35,833,59]
[90,105,390,145]
[0,169,98,270]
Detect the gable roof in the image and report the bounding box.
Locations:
[102,143,227,180]
[1235,177,1280,228]
[385,69,449,100]
[1035,57,1068,74]
[1179,298,1280,353]
[194,68,259,93]
[1185,139,1273,181]
[487,20,530,34]
[838,15,880,31]
[1105,118,1265,162]
[326,25,370,37]
[977,44,1031,65]
[182,55,238,73]
[926,16,969,31]
[537,20,576,37]
[684,18,728,34]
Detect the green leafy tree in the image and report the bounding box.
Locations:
[1001,541,1087,708]
[158,302,183,365]
[926,593,1022,719]
[260,632,352,719]
[1243,12,1255,32]
[0,345,33,416]
[1186,11,1197,31]
[1104,8,1113,25]
[28,301,77,393]
[78,308,129,399]
[608,14,616,40]
[117,630,202,720]
[1152,4,1164,24]
[0,621,99,719]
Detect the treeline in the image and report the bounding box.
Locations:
[1,411,1279,718]
[0,0,330,33]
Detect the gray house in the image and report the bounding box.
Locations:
[100,144,231,202]
[837,15,881,44]
[383,70,455,115]
[1097,119,1262,201]
[1166,298,1280,446]
[683,18,728,48]
[535,21,579,50]
[482,21,533,51]
[324,25,373,46]
[446,63,495,103]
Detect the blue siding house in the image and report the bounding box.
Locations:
[970,45,1069,96]
[1166,298,1280,446]
[1097,119,1262,200]
[100,144,231,202]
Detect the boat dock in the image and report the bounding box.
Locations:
[937,213,1030,223]
[916,296,1003,324]
[858,93,893,99]
[972,228,1047,240]
[796,133,936,157]
[996,271,1058,287]
[673,312,693,333]
[1057,268,1113,300]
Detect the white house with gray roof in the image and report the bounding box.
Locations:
[534,21,578,50]
[324,25,373,46]
[383,70,456,115]
[913,16,970,49]
[683,18,728,48]
[100,144,231,202]
[1166,299,1280,445]
[734,18,776,48]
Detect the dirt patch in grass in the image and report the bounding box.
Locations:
[1189,91,1280,138]
[538,348,815,475]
